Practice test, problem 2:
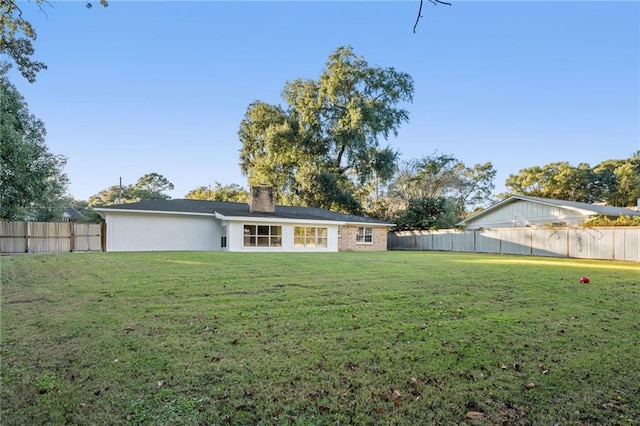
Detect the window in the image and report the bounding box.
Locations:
[221,226,227,248]
[356,227,373,243]
[243,225,282,247]
[294,226,328,248]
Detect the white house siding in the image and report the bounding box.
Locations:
[464,200,588,229]
[226,221,340,252]
[105,213,218,252]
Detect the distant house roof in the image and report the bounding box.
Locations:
[62,206,87,221]
[95,199,393,226]
[457,195,640,227]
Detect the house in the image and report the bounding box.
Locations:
[457,195,640,229]
[62,206,87,222]
[94,186,393,252]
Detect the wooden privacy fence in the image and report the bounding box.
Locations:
[1,222,104,253]
[388,227,640,262]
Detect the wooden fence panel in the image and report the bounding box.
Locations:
[389,227,640,261]
[28,222,71,253]
[500,229,532,255]
[0,222,28,253]
[452,231,475,252]
[615,228,640,261]
[568,228,614,260]
[475,229,501,254]
[532,228,567,257]
[73,223,102,252]
[1,222,103,254]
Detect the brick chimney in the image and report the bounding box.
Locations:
[249,185,276,213]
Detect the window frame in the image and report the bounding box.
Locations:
[220,225,227,248]
[243,224,282,248]
[293,226,328,248]
[356,226,373,244]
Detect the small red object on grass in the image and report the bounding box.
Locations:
[580,276,590,284]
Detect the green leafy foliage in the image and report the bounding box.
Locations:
[0,68,69,220]
[185,182,249,202]
[392,196,458,230]
[239,46,414,213]
[1,1,108,83]
[376,153,496,226]
[583,215,640,227]
[87,173,174,207]
[504,152,640,207]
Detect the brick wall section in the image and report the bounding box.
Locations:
[338,225,388,251]
[249,186,275,212]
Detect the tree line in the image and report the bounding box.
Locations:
[2,3,638,229]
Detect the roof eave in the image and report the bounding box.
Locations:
[94,208,216,217]
[343,221,395,227]
[215,214,346,225]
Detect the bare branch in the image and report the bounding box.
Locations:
[413,0,452,34]
[412,0,424,34]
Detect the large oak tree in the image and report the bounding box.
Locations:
[239,46,414,214]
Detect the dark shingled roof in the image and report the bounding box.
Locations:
[63,206,87,220]
[96,199,393,225]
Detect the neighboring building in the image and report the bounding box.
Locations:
[62,206,87,222]
[457,195,640,229]
[94,186,393,252]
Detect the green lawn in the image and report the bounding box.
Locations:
[1,251,639,425]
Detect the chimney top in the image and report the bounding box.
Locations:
[249,185,276,213]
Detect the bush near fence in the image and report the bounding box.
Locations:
[0,222,104,254]
[388,227,640,262]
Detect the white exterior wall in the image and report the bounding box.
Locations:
[464,200,589,229]
[226,221,340,252]
[105,212,219,252]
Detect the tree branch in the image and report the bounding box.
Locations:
[413,0,452,34]
[412,0,424,34]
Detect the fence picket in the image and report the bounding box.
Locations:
[388,227,640,262]
[0,222,103,254]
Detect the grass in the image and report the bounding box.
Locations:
[1,251,639,425]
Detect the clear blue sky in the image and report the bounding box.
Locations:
[10,1,640,201]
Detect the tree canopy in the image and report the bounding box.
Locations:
[382,153,496,225]
[88,173,174,207]
[393,196,458,231]
[1,0,108,83]
[185,183,249,203]
[1,67,69,220]
[239,46,414,214]
[504,153,640,207]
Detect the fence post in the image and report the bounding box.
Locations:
[530,229,533,255]
[101,222,107,252]
[24,221,29,253]
[70,222,75,252]
[612,228,616,260]
[474,229,477,253]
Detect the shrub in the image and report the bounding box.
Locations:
[583,214,640,227]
